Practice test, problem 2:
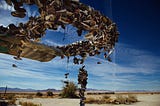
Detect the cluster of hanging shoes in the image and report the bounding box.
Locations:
[1,0,119,63]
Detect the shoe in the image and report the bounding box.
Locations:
[12,64,17,68]
[77,29,82,36]
[85,32,93,39]
[8,24,17,30]
[13,56,22,60]
[13,2,23,10]
[97,62,101,64]
[16,8,26,13]
[104,53,107,58]
[107,57,112,62]
[5,0,12,6]
[11,11,26,18]
[34,0,43,8]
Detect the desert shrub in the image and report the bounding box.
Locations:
[61,82,78,98]
[114,95,126,104]
[36,92,43,97]
[4,94,16,105]
[5,94,15,100]
[85,97,99,104]
[114,94,138,104]
[85,94,138,105]
[19,101,41,106]
[103,95,111,99]
[46,91,53,96]
[126,95,138,103]
[8,99,16,105]
[26,95,33,99]
[85,96,112,104]
[0,93,3,99]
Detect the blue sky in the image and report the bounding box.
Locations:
[0,0,160,91]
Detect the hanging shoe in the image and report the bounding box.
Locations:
[34,0,43,8]
[11,11,26,18]
[65,73,69,76]
[81,22,90,30]
[61,24,65,29]
[63,81,69,85]
[65,73,69,78]
[97,61,101,64]
[77,29,82,36]
[107,56,112,62]
[104,52,107,58]
[13,56,22,60]
[13,1,23,10]
[16,8,26,13]
[73,57,79,64]
[61,55,65,59]
[12,64,17,68]
[85,32,93,40]
[8,24,17,30]
[5,0,12,6]
[25,0,31,4]
[80,59,84,64]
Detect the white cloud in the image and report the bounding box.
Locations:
[82,43,160,90]
[0,0,15,11]
[0,53,79,89]
[1,42,160,90]
[115,43,160,72]
[43,39,63,46]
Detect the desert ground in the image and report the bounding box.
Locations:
[14,93,160,106]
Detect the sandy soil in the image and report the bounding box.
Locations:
[16,94,160,106]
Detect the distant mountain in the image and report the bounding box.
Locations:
[115,90,160,92]
[38,88,60,92]
[0,87,110,93]
[0,87,58,92]
[0,87,159,93]
[86,88,112,92]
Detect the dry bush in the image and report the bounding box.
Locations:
[103,95,111,99]
[26,95,33,99]
[8,99,16,105]
[85,95,111,104]
[114,94,138,104]
[4,94,16,105]
[0,93,2,99]
[46,91,53,97]
[36,92,43,97]
[85,97,99,104]
[19,101,42,106]
[61,82,78,98]
[85,94,138,105]
[114,95,126,104]
[126,94,138,103]
[4,94,15,100]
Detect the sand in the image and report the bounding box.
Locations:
[16,94,160,106]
